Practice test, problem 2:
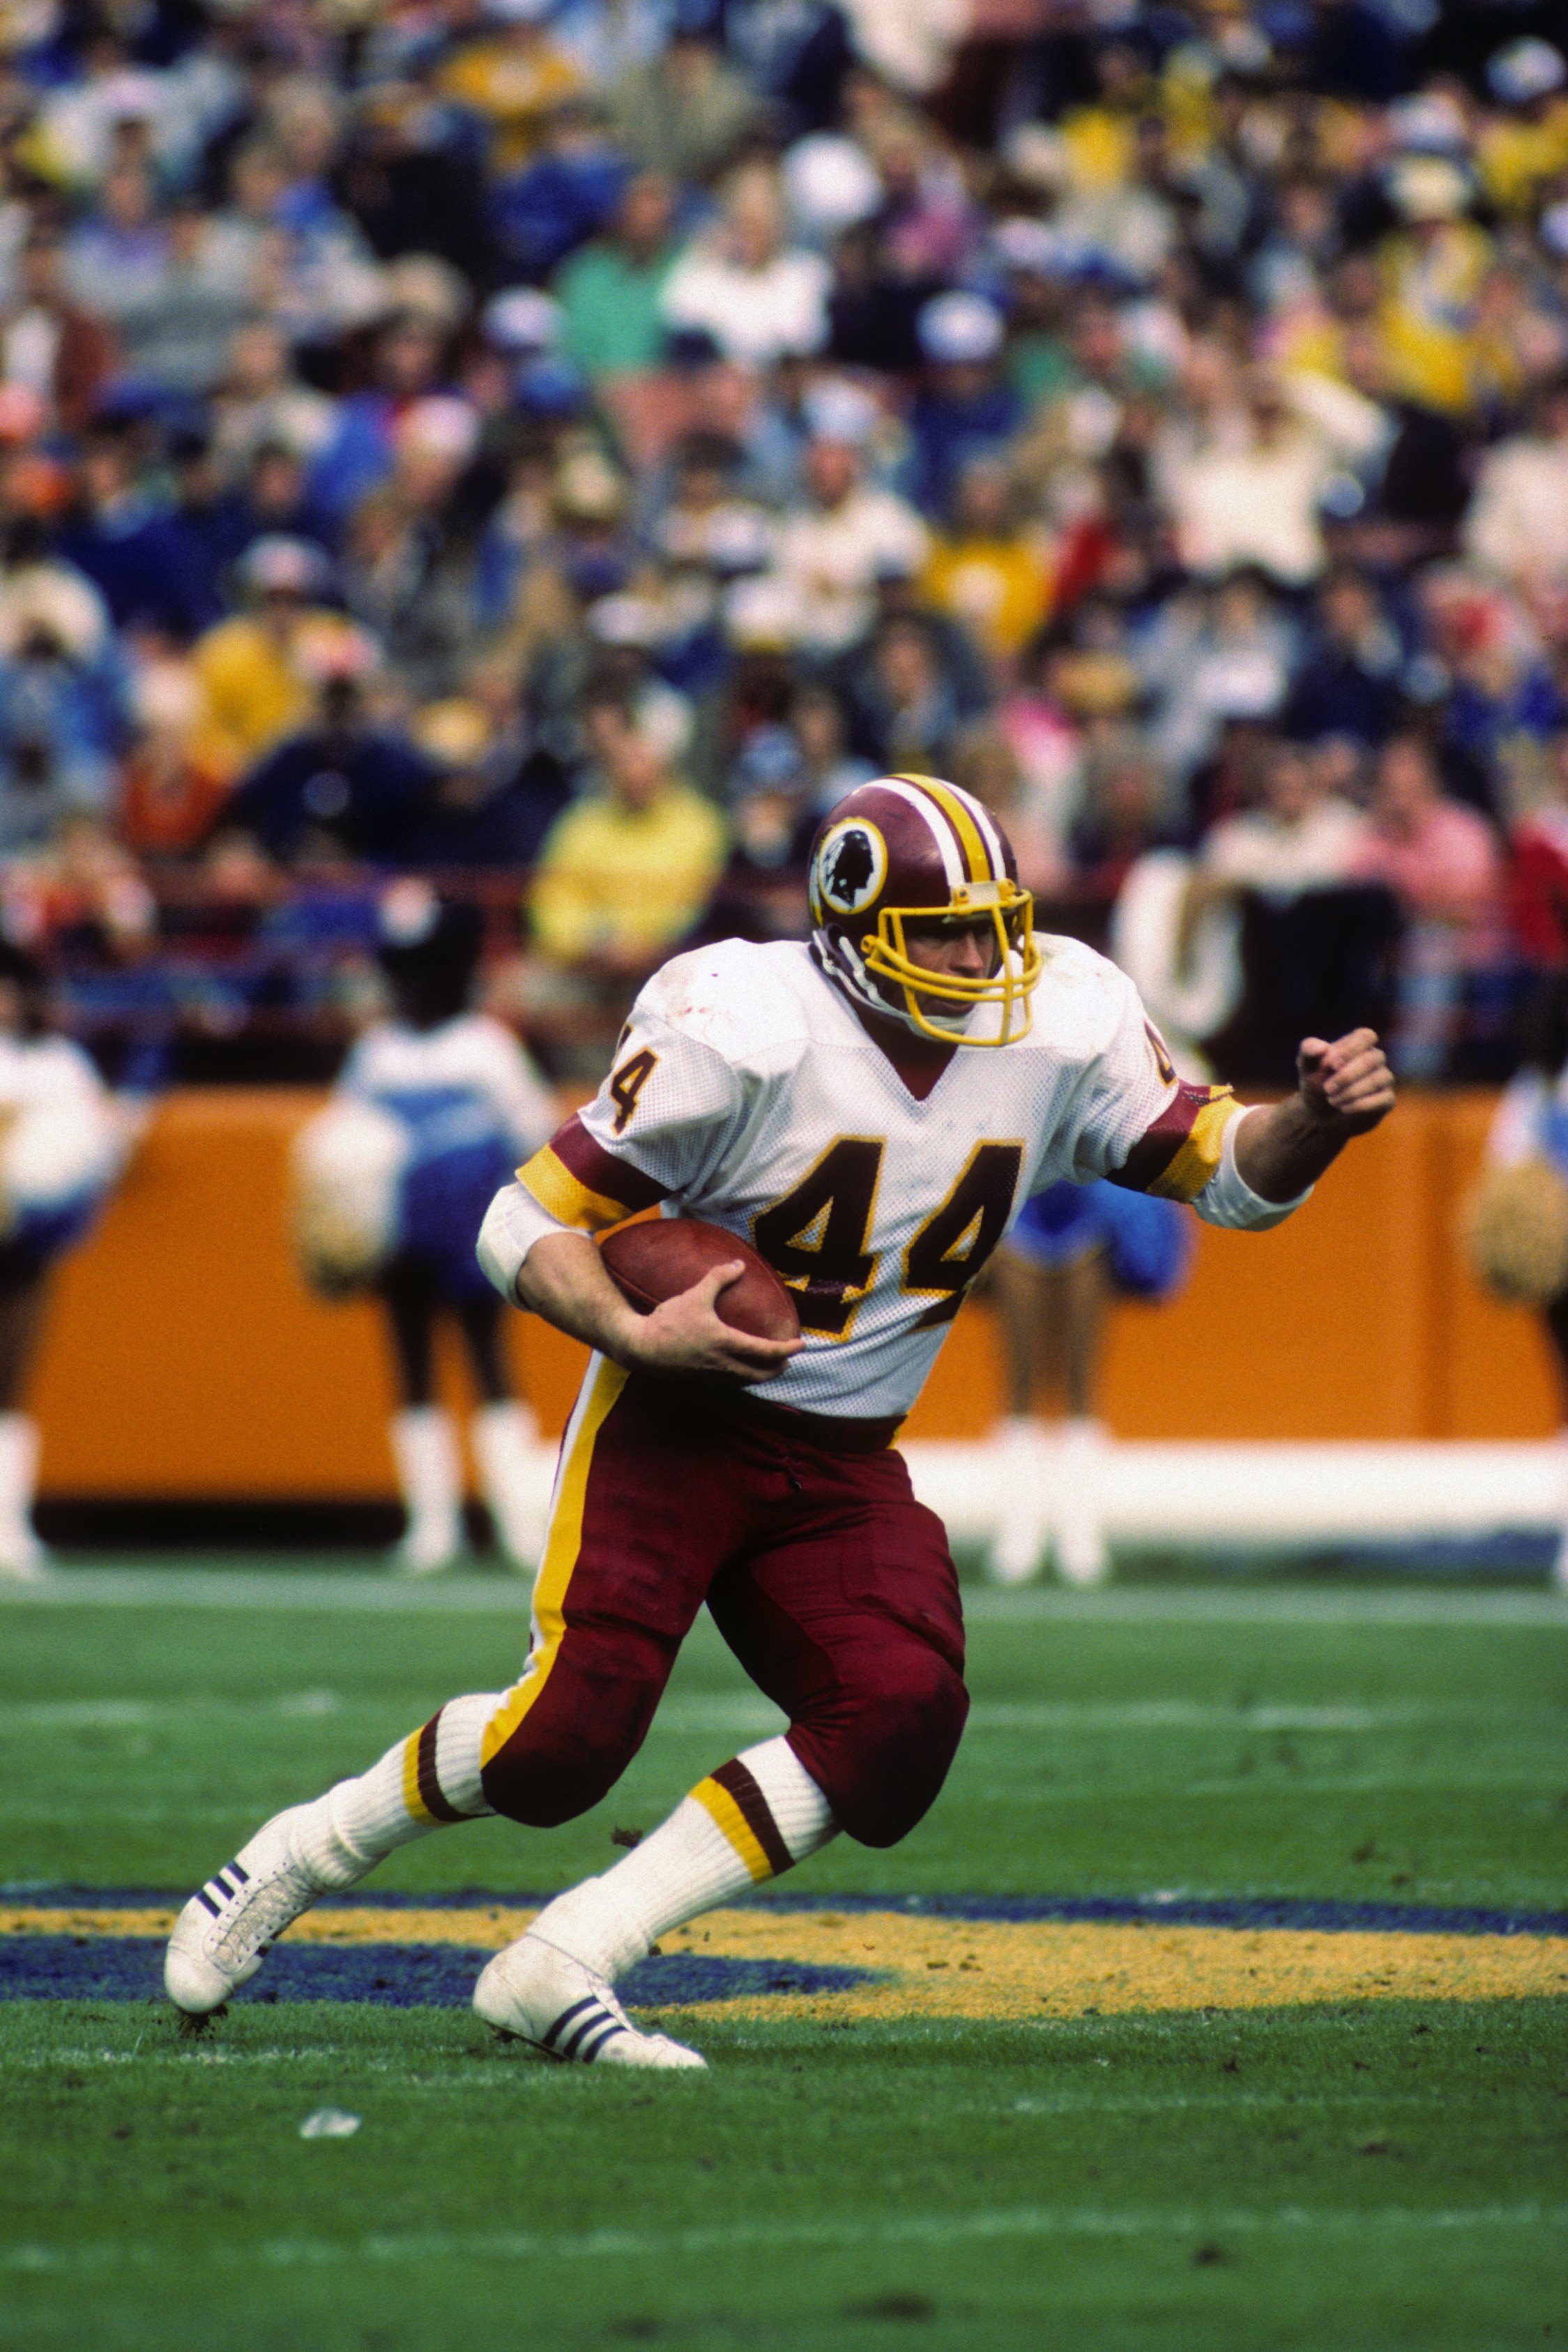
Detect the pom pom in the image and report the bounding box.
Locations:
[1463,1159,1568,1305]
[290,1099,409,1294]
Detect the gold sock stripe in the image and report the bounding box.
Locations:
[691,1775,775,1884]
[516,1144,627,1234]
[400,1729,442,1829]
[1145,1094,1240,1204]
[480,1356,629,1768]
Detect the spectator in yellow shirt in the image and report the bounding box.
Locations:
[441,3,584,174]
[531,690,726,976]
[190,537,342,784]
[921,457,1051,664]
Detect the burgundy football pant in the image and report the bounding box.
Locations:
[478,1358,968,1849]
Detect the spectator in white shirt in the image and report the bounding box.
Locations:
[1165,367,1389,588]
[660,167,830,370]
[1201,738,1370,895]
[1464,374,1568,591]
[767,434,929,657]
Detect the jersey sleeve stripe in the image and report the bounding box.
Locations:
[517,1116,667,1231]
[1146,1093,1241,1203]
[1112,1082,1240,1202]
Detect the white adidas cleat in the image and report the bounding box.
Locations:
[473,1933,707,2070]
[164,1803,348,2015]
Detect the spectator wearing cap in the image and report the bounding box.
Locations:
[906,291,1022,521]
[223,669,437,868]
[531,692,726,976]
[660,168,831,372]
[766,432,929,658]
[189,537,342,783]
[921,456,1051,665]
[554,173,679,379]
[607,26,759,186]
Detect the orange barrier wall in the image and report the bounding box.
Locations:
[25,1087,1559,1500]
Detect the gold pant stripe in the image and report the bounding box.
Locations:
[1148,1095,1238,1204]
[692,1775,775,1884]
[480,1356,630,1767]
[516,1146,627,1234]
[400,1729,441,1829]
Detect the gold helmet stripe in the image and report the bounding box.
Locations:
[896,773,993,884]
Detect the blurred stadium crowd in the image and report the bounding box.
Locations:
[0,0,1564,1082]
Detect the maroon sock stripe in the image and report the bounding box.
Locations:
[710,1757,794,1879]
[416,1710,468,1826]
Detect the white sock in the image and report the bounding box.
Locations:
[389,1407,462,1569]
[296,1692,501,1876]
[0,1413,44,1568]
[528,1736,837,1982]
[470,1399,547,1568]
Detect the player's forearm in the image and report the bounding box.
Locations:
[1231,1098,1352,1203]
[515,1229,652,1364]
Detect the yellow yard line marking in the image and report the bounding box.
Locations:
[6,1905,1566,2016]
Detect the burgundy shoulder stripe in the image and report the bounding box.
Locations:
[551,1114,667,1211]
[710,1757,794,1879]
[416,1710,469,1826]
[1110,1082,1230,1194]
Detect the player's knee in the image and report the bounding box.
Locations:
[804,1646,969,1849]
[481,1731,632,1826]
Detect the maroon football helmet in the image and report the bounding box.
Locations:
[807,773,1040,1045]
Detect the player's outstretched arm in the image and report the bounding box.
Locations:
[1231,1029,1396,1203]
[517,1230,803,1384]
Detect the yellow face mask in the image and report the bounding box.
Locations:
[858,877,1042,1047]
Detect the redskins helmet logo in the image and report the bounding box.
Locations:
[814,818,888,918]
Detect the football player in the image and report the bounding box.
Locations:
[166,774,1394,2064]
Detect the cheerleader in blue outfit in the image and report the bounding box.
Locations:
[1470,974,1568,1589]
[293,885,556,1575]
[988,1177,1193,1587]
[0,943,135,1579]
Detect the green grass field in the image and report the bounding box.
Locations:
[1,1566,1565,2350]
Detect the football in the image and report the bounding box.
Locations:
[599,1216,801,1342]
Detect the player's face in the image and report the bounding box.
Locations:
[897,915,1001,1008]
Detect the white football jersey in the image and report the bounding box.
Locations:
[484,937,1302,1422]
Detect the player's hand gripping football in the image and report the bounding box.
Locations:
[627,1261,804,1384]
[1295,1029,1396,1135]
